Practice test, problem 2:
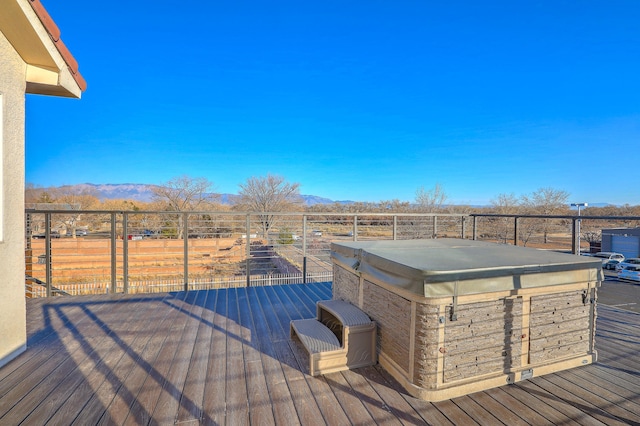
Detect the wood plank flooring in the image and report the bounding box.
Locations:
[1,281,639,425]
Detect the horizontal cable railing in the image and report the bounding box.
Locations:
[24,209,640,297]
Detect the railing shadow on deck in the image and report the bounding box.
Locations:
[26,293,216,424]
[22,283,334,423]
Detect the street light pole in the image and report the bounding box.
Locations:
[571,202,588,255]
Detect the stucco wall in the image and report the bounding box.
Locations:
[0,31,27,368]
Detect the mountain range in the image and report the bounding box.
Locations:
[68,183,351,206]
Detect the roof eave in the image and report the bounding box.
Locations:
[0,0,86,98]
[25,64,84,98]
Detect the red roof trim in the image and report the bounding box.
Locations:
[28,0,86,92]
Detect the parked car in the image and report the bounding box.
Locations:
[128,229,158,239]
[33,230,61,239]
[311,230,322,237]
[593,252,625,265]
[618,265,640,282]
[615,257,640,272]
[603,259,622,270]
[66,229,88,237]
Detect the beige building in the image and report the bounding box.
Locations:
[0,0,85,368]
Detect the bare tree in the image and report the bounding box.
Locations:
[517,217,540,247]
[379,199,412,212]
[415,183,447,212]
[520,187,570,244]
[151,175,218,239]
[48,185,100,238]
[236,174,303,237]
[489,193,519,243]
[152,176,217,211]
[25,183,55,205]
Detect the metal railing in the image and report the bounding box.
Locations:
[24,209,640,297]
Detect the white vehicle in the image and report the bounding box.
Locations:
[593,252,625,265]
[615,257,640,272]
[603,259,622,271]
[618,265,640,282]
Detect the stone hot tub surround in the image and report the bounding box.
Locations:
[330,239,602,401]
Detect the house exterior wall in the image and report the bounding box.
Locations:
[0,30,28,368]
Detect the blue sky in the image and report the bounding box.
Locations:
[25,1,640,205]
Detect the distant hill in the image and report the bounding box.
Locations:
[69,183,351,206]
[71,183,159,202]
[300,195,335,206]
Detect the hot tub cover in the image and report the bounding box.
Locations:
[331,239,603,298]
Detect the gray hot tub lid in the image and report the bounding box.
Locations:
[330,239,603,297]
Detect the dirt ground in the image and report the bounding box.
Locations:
[26,237,259,284]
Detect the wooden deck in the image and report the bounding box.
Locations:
[1,281,639,425]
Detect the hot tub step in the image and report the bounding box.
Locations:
[317,300,377,371]
[290,318,348,376]
[290,300,377,376]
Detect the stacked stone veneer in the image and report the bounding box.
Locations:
[439,298,523,384]
[529,290,594,364]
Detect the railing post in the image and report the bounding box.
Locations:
[25,212,32,250]
[393,215,398,240]
[302,215,307,283]
[26,212,39,297]
[433,216,437,239]
[353,215,358,241]
[25,212,33,298]
[110,213,117,294]
[571,218,578,255]
[513,217,519,246]
[246,214,251,287]
[184,212,189,292]
[123,212,129,294]
[461,216,465,239]
[473,215,478,240]
[45,212,52,297]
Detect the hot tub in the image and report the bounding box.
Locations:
[330,239,602,401]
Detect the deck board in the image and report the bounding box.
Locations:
[117,292,191,425]
[24,292,168,424]
[245,287,299,425]
[1,281,639,425]
[450,395,505,426]
[499,380,586,426]
[237,287,276,426]
[264,285,329,425]
[1,295,132,422]
[538,373,639,425]
[485,386,553,425]
[465,391,530,426]
[200,288,229,425]
[225,288,251,426]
